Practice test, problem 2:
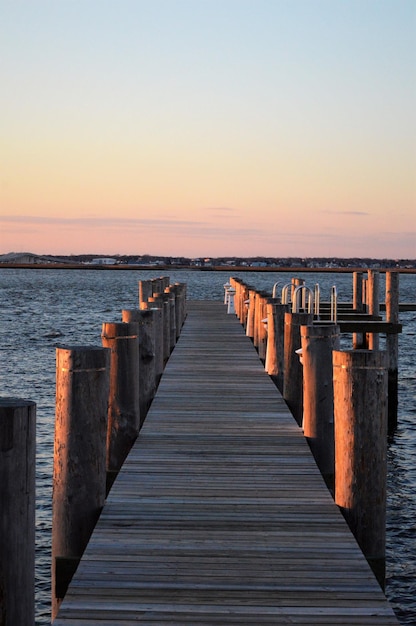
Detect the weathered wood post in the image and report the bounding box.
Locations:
[245,289,257,339]
[138,279,153,307]
[122,309,157,423]
[265,302,290,393]
[0,398,36,626]
[52,346,110,620]
[241,284,250,329]
[385,271,400,432]
[175,282,187,333]
[255,292,269,361]
[146,297,165,382]
[367,270,380,350]
[353,271,364,311]
[333,349,387,588]
[292,277,305,303]
[151,277,164,296]
[161,276,170,291]
[283,311,313,425]
[252,291,260,348]
[164,287,177,351]
[171,283,185,339]
[301,324,340,489]
[352,271,365,348]
[230,277,242,321]
[162,293,172,360]
[152,276,169,296]
[233,279,250,329]
[101,322,141,482]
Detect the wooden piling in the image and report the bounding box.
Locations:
[122,309,157,424]
[171,283,185,339]
[245,289,257,339]
[0,398,36,626]
[301,324,340,488]
[52,346,110,620]
[353,271,364,312]
[138,279,153,306]
[385,271,400,432]
[265,302,289,393]
[367,270,380,350]
[144,298,164,382]
[164,287,177,351]
[232,280,250,329]
[162,294,172,360]
[254,292,268,361]
[353,272,365,348]
[230,278,243,321]
[101,322,141,476]
[241,285,250,329]
[333,349,387,588]
[283,311,313,426]
[151,277,169,296]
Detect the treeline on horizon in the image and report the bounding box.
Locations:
[55,253,415,268]
[1,251,415,269]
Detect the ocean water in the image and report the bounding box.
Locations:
[0,267,415,625]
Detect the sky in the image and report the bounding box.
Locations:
[1,0,415,259]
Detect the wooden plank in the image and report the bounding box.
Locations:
[54,301,399,625]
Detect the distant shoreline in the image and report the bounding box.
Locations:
[1,263,415,274]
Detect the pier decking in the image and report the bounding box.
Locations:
[54,301,399,625]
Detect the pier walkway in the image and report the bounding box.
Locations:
[55,301,399,625]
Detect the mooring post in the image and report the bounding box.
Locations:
[176,282,187,331]
[301,324,340,489]
[151,277,164,296]
[151,276,170,297]
[122,309,157,424]
[138,279,153,307]
[52,346,110,620]
[234,280,251,329]
[252,291,260,348]
[161,276,170,291]
[101,322,141,480]
[283,311,313,426]
[171,283,185,338]
[333,349,387,589]
[367,270,380,350]
[352,271,365,348]
[161,293,172,360]
[146,297,165,382]
[265,302,290,393]
[230,278,242,321]
[164,287,177,350]
[385,271,400,433]
[255,292,268,361]
[0,398,36,626]
[241,284,250,329]
[291,277,305,303]
[353,271,364,311]
[246,289,257,339]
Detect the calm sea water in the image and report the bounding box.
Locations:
[1,268,415,625]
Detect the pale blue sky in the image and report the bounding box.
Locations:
[1,0,415,257]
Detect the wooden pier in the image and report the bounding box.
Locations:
[54,301,399,625]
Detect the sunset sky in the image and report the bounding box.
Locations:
[1,0,415,258]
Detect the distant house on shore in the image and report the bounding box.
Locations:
[91,257,118,265]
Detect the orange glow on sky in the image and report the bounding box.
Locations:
[1,1,415,258]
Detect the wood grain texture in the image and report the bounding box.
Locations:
[54,301,399,625]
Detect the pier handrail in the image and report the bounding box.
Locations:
[292,285,314,314]
[281,283,292,304]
